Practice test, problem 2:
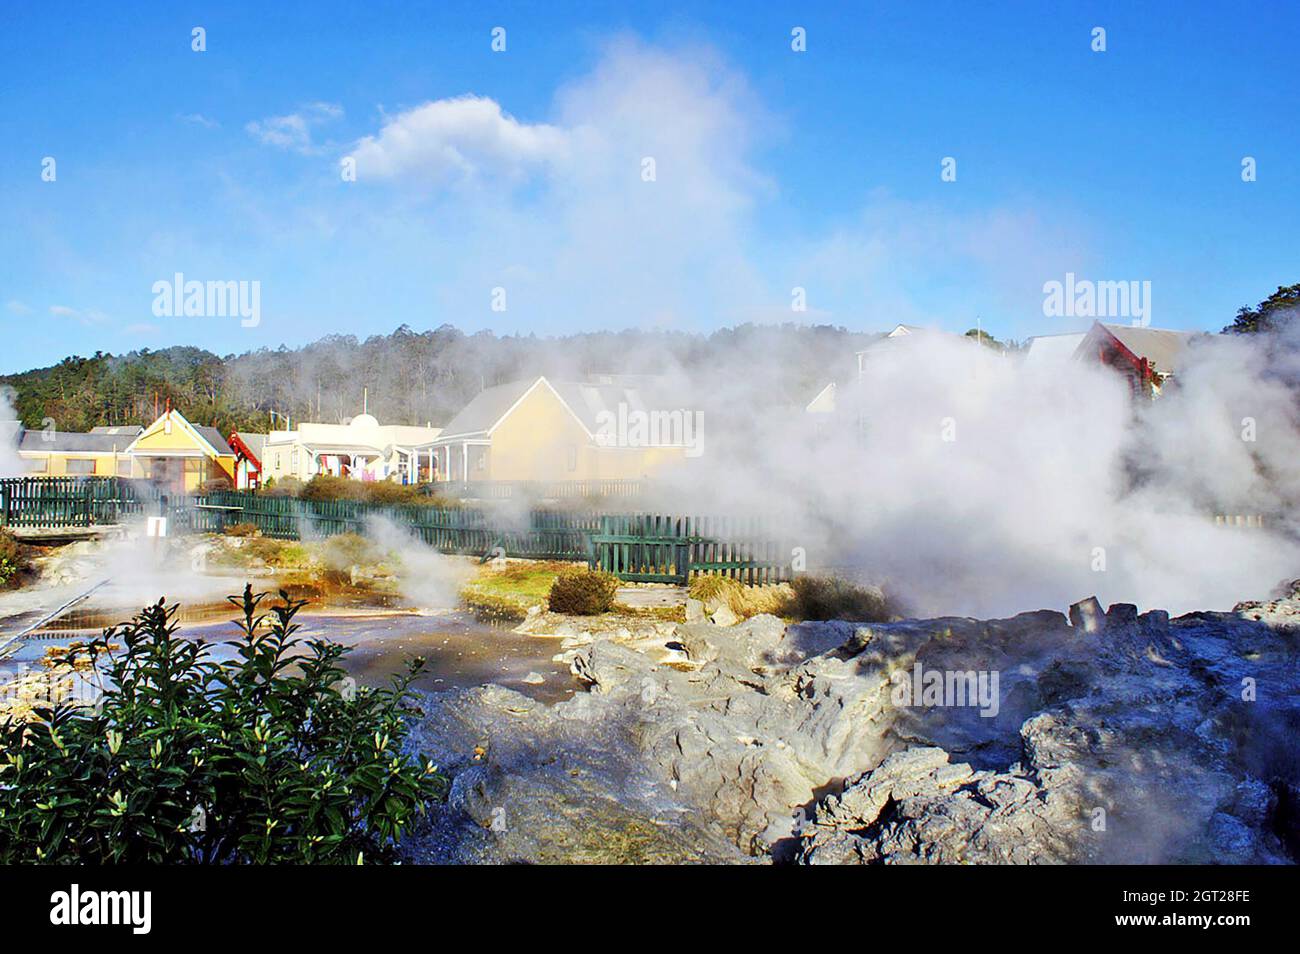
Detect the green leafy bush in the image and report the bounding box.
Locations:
[0,529,29,587]
[0,587,445,864]
[785,575,894,622]
[548,567,620,615]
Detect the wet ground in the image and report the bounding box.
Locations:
[1,601,574,704]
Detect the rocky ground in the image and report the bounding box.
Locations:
[403,582,1300,865]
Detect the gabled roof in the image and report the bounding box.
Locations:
[437,379,541,440]
[89,425,144,437]
[18,430,137,453]
[1093,322,1198,375]
[434,376,683,445]
[229,431,267,464]
[196,426,234,456]
[125,409,234,458]
[436,377,595,441]
[1024,332,1088,364]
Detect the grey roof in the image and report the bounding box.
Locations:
[18,430,136,453]
[89,425,144,437]
[437,376,685,441]
[438,378,540,439]
[194,426,234,456]
[232,431,267,460]
[1098,323,1197,374]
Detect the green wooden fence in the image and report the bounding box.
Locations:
[0,477,156,528]
[191,491,601,561]
[0,479,791,583]
[587,513,790,585]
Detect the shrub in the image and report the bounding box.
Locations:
[548,567,620,615]
[0,587,445,864]
[299,474,360,502]
[282,474,455,507]
[784,575,894,622]
[0,529,29,587]
[259,476,303,497]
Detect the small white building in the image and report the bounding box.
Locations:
[260,415,443,485]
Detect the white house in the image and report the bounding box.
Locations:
[260,415,443,485]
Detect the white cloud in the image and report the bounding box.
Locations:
[48,305,109,326]
[179,112,219,129]
[346,95,569,184]
[247,102,343,154]
[5,300,31,316]
[314,40,1087,337]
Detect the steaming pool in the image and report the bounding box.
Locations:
[0,601,575,705]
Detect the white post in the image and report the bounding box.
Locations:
[462,442,469,482]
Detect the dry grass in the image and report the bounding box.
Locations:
[687,575,794,619]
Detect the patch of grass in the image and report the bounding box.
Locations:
[460,590,531,625]
[784,575,894,622]
[222,522,261,538]
[458,560,571,621]
[548,567,620,616]
[614,603,687,624]
[687,575,793,619]
[210,535,312,570]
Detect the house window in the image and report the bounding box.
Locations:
[66,459,95,475]
[566,445,578,472]
[291,449,299,472]
[117,458,132,476]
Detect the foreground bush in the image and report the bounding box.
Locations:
[548,567,620,615]
[0,529,28,587]
[785,575,894,622]
[0,586,445,864]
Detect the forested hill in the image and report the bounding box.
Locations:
[0,322,878,433]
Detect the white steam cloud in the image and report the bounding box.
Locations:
[654,328,1300,618]
[0,388,24,479]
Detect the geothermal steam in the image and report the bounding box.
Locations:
[656,327,1300,618]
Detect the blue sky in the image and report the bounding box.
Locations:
[1,0,1297,373]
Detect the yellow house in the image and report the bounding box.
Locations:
[17,425,141,477]
[426,376,696,483]
[125,408,236,493]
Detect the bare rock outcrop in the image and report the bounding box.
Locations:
[406,588,1300,865]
